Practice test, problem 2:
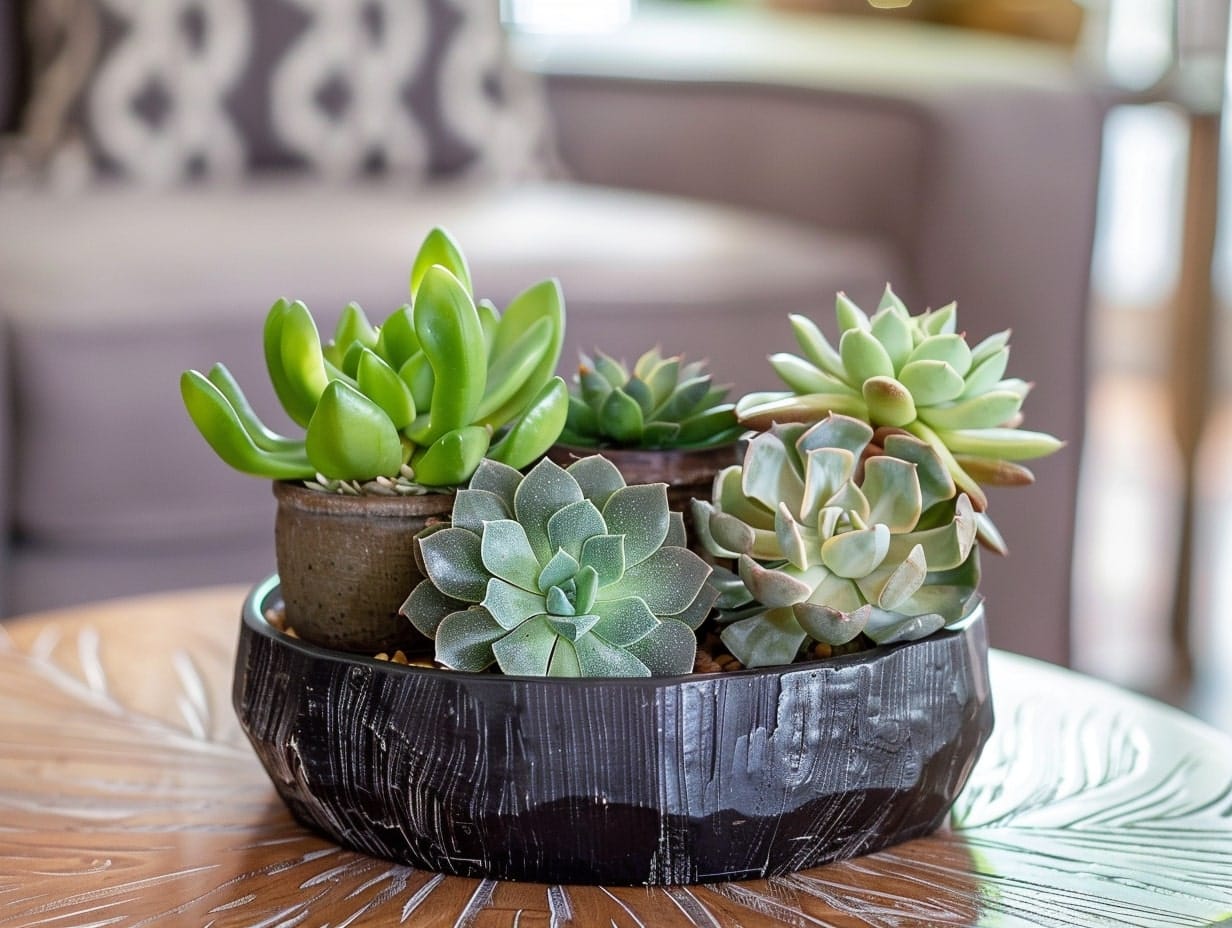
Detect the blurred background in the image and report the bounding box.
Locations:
[0,0,1229,731]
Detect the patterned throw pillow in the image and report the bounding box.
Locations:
[5,0,550,187]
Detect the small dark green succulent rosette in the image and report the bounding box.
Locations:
[402,457,716,677]
[694,413,983,669]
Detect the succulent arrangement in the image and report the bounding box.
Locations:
[560,347,741,450]
[181,228,568,491]
[402,456,715,676]
[735,286,1062,537]
[693,414,980,668]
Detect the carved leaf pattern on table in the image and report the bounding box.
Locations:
[1,590,1230,928]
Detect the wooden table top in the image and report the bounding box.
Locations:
[1,586,1230,928]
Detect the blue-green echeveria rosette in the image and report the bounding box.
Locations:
[402,456,716,677]
[692,413,981,669]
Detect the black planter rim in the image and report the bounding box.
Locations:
[244,573,986,688]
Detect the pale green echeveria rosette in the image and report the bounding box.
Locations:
[692,414,981,669]
[561,347,742,450]
[735,286,1063,554]
[402,456,716,677]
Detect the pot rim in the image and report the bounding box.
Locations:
[272,480,456,517]
[244,574,986,689]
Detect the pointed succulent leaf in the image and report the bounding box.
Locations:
[975,511,1009,556]
[451,488,511,534]
[870,305,914,369]
[691,500,739,559]
[920,390,1024,432]
[644,357,681,407]
[376,305,419,370]
[578,366,613,406]
[666,511,687,549]
[514,458,584,562]
[892,584,974,625]
[623,378,656,415]
[770,354,856,397]
[709,510,781,560]
[574,635,651,677]
[862,457,924,532]
[862,376,917,428]
[898,359,966,406]
[602,484,670,567]
[410,227,472,297]
[480,520,542,592]
[970,329,1012,366]
[436,607,503,672]
[889,493,976,570]
[565,455,627,509]
[546,585,576,616]
[794,602,870,646]
[484,278,565,427]
[574,565,599,614]
[735,391,869,430]
[796,414,875,457]
[708,563,754,610]
[775,502,812,570]
[548,639,581,676]
[715,465,776,529]
[548,613,601,642]
[400,579,468,639]
[820,524,891,578]
[538,548,580,592]
[741,430,805,515]
[839,328,895,382]
[835,292,871,334]
[468,458,523,507]
[491,615,557,676]
[738,554,813,607]
[305,381,403,481]
[954,454,1035,487]
[417,526,487,602]
[864,608,945,645]
[624,618,697,676]
[486,376,568,470]
[602,546,710,616]
[356,348,416,430]
[633,347,663,380]
[877,284,909,315]
[905,333,972,378]
[873,543,927,609]
[591,596,658,646]
[594,352,629,387]
[599,388,645,443]
[806,571,865,615]
[482,578,548,630]
[673,579,718,630]
[566,395,600,437]
[411,426,490,487]
[580,534,626,587]
[721,607,808,669]
[547,499,607,562]
[882,434,955,510]
[935,427,1064,462]
[789,313,848,381]
[961,346,1011,398]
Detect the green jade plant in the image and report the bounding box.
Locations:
[181,228,568,490]
[560,347,741,450]
[693,413,980,669]
[736,286,1062,551]
[402,456,716,676]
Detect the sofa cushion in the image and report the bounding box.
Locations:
[5,0,546,187]
[0,179,902,557]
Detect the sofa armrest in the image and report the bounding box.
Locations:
[516,8,1106,663]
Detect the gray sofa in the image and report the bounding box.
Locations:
[0,4,1102,664]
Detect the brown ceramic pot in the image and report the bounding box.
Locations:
[272,482,454,654]
[546,444,742,550]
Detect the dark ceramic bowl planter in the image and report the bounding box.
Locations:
[272,482,453,654]
[234,574,994,886]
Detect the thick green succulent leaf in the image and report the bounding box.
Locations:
[889,493,976,571]
[806,571,865,615]
[708,563,754,610]
[961,347,1010,398]
[601,484,670,567]
[800,448,856,526]
[775,502,812,570]
[591,594,660,645]
[654,375,712,422]
[491,614,556,676]
[305,381,403,480]
[920,391,1024,432]
[599,388,645,444]
[892,585,973,625]
[467,459,523,507]
[923,301,957,336]
[715,466,776,530]
[578,364,612,406]
[279,300,337,417]
[332,302,378,356]
[742,431,805,515]
[857,543,927,610]
[870,304,913,368]
[436,606,503,672]
[451,488,511,535]
[410,227,473,297]
[738,554,813,608]
[835,292,871,334]
[594,352,629,388]
[644,357,681,407]
[796,414,874,457]
[721,607,807,669]
[263,298,314,427]
[622,378,655,415]
[487,376,569,470]
[633,347,663,380]
[905,334,972,378]
[580,534,626,587]
[862,457,924,533]
[546,585,576,616]
[969,329,1012,366]
[548,639,582,676]
[769,354,851,397]
[411,426,489,487]
[538,548,581,592]
[709,510,781,560]
[398,351,436,413]
[411,266,486,446]
[934,426,1064,462]
[566,455,627,509]
[691,500,740,560]
[882,434,955,510]
[793,602,870,646]
[477,299,501,355]
[481,519,542,592]
[862,376,917,428]
[357,348,416,430]
[419,526,487,602]
[975,511,1009,556]
[603,546,710,616]
[546,499,607,562]
[898,359,965,406]
[877,284,909,315]
[676,405,738,446]
[400,579,467,639]
[547,613,599,641]
[573,634,651,677]
[840,327,896,384]
[565,395,600,438]
[484,279,565,427]
[203,364,303,454]
[863,608,945,645]
[514,458,585,562]
[736,391,869,431]
[673,578,718,630]
[376,305,419,370]
[476,315,554,426]
[821,524,890,579]
[482,578,548,631]
[625,618,698,676]
[789,313,847,381]
[666,511,687,549]
[574,564,599,614]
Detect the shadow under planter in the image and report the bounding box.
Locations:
[235,575,994,885]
